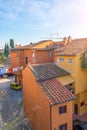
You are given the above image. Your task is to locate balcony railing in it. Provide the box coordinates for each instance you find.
[65,85,75,94]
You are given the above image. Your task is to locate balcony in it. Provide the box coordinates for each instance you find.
[65,84,75,94]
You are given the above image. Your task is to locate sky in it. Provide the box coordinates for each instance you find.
[0,0,87,48]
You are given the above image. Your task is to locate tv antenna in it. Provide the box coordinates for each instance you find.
[40,33,63,41]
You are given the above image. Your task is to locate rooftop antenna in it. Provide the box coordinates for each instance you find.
[40,33,63,41]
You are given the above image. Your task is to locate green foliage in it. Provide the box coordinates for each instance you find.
[0,52,6,63]
[10,39,14,48]
[81,52,87,69]
[4,43,10,57]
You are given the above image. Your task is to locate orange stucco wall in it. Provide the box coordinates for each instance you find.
[10,51,20,68]
[10,49,53,67]
[51,101,73,130]
[22,67,73,130]
[24,49,53,64]
[22,67,51,130]
[10,40,55,69]
[35,50,53,64]
[10,49,53,84]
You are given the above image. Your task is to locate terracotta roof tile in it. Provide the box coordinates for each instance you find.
[38,79,75,105]
[22,40,53,48]
[32,63,69,81]
[55,38,87,56]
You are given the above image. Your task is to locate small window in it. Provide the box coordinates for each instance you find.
[59,58,64,62]
[59,123,67,130]
[32,52,35,58]
[69,58,72,64]
[74,104,78,114]
[59,106,66,114]
[25,57,28,64]
[80,101,84,107]
[49,52,52,58]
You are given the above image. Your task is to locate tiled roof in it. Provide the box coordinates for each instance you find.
[22,40,53,48]
[38,79,75,105]
[55,38,87,56]
[10,40,53,51]
[32,63,69,81]
[28,63,75,105]
[47,42,64,49]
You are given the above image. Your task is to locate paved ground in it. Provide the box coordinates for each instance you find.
[0,76,33,130]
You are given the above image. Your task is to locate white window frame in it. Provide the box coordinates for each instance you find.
[69,58,72,64]
[32,52,35,58]
[59,58,64,62]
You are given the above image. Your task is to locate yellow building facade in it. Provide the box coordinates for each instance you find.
[54,38,87,115]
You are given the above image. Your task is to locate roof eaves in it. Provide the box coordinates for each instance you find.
[50,97,76,106]
[33,48,53,51]
[58,54,76,56]
[10,49,23,52]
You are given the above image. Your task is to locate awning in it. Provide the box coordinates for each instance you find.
[56,75,74,85]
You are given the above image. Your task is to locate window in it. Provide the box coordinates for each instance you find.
[59,123,67,130]
[59,106,66,114]
[25,57,28,64]
[32,52,35,58]
[69,58,72,64]
[59,58,64,62]
[49,52,52,58]
[74,104,78,114]
[80,101,84,107]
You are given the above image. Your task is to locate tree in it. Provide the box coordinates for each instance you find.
[4,43,10,57]
[6,43,10,56]
[4,43,7,56]
[0,52,6,63]
[10,39,14,48]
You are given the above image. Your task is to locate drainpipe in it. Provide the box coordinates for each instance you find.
[50,105,52,130]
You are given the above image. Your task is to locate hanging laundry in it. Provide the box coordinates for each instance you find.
[20,66,23,70]
[4,68,8,73]
[8,67,13,73]
[13,67,17,72]
[0,68,5,76]
[17,67,21,71]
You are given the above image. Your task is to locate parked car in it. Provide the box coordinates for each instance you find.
[10,82,22,90]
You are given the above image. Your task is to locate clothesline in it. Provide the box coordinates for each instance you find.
[0,66,23,76]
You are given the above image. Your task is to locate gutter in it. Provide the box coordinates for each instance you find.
[50,97,76,107]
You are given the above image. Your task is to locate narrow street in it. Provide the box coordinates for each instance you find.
[0,76,33,130]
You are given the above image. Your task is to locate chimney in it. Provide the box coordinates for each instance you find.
[15,44,21,48]
[68,36,72,43]
[63,37,68,45]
